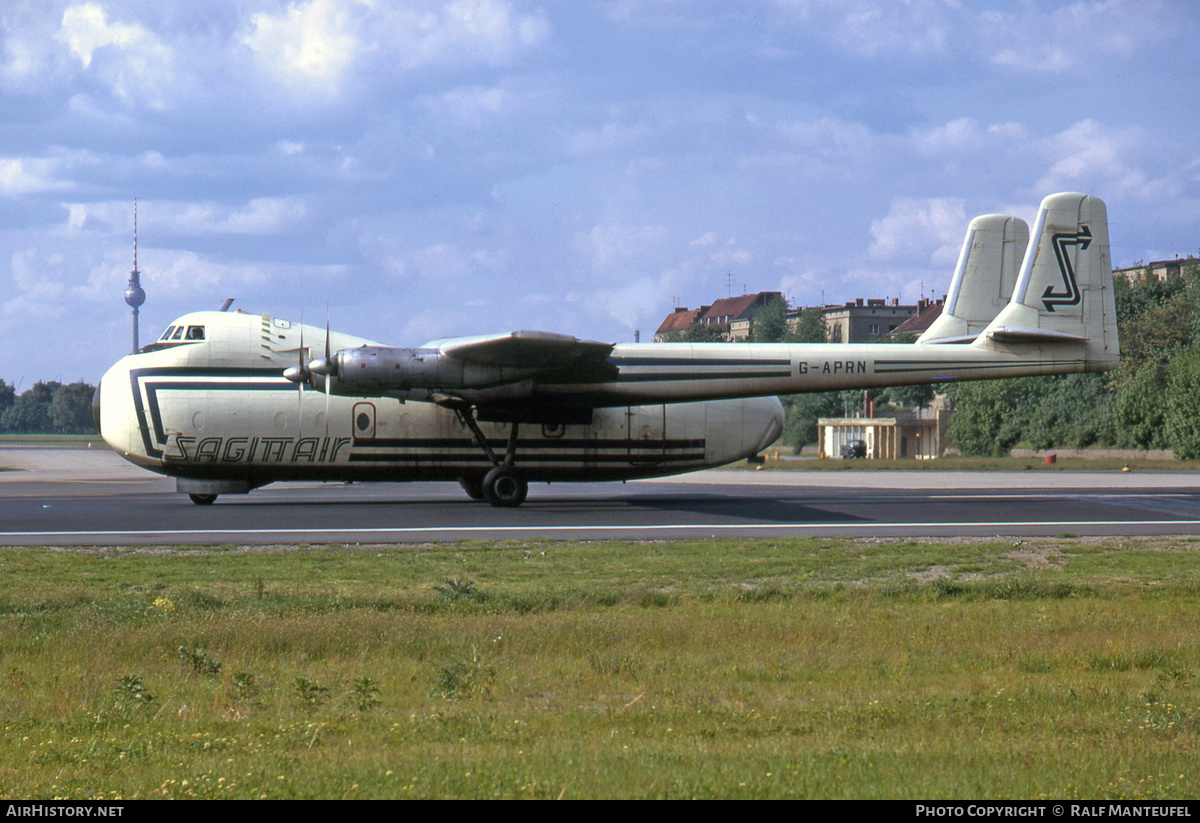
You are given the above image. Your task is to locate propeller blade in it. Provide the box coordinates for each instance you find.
[324,305,331,435]
[297,311,305,428]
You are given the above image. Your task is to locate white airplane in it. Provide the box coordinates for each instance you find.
[95,192,1118,506]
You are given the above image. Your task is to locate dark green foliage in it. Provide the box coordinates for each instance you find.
[1164,346,1200,459]
[949,373,1117,456]
[947,379,1037,456]
[876,382,934,411]
[779,392,842,451]
[1114,361,1168,449]
[49,382,97,433]
[750,295,789,342]
[0,380,98,434]
[788,306,828,343]
[1,392,53,433]
[0,379,14,415]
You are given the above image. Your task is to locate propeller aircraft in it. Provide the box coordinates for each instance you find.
[95,192,1119,506]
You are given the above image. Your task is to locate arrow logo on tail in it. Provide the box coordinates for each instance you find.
[1042,225,1091,312]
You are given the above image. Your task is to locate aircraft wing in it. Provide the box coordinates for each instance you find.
[426,330,617,372]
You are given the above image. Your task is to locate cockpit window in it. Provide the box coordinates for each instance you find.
[160,326,176,341]
[171,326,185,341]
[186,326,205,341]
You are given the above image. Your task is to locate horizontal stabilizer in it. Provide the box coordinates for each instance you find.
[985,326,1088,344]
[919,333,980,345]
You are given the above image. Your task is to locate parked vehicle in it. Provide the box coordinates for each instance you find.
[839,439,866,459]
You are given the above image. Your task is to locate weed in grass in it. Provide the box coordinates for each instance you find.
[294,675,330,707]
[349,676,381,711]
[177,645,222,676]
[231,671,261,703]
[181,588,226,611]
[112,674,154,710]
[7,666,27,690]
[435,577,484,602]
[627,586,672,608]
[432,653,495,700]
[734,585,791,604]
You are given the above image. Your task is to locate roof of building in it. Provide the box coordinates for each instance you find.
[890,298,944,335]
[654,306,705,336]
[698,292,782,324]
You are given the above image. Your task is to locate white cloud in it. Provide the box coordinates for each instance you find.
[771,0,959,58]
[57,3,175,107]
[61,198,309,238]
[224,198,309,235]
[387,0,551,67]
[575,223,667,274]
[986,0,1168,74]
[241,0,551,98]
[422,85,510,128]
[908,117,982,156]
[241,0,360,97]
[0,158,72,196]
[990,46,1072,73]
[1035,119,1173,200]
[60,4,144,69]
[869,197,967,266]
[565,120,652,157]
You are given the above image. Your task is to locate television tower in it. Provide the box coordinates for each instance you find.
[124,200,146,353]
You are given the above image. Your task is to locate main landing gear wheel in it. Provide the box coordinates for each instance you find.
[481,465,528,508]
[188,493,218,505]
[458,476,485,501]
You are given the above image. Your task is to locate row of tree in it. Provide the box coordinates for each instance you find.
[664,257,1200,458]
[0,380,98,434]
[947,256,1200,457]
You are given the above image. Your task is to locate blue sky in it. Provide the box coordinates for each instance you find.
[3,0,1199,383]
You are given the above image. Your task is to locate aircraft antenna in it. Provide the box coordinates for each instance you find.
[124,199,146,353]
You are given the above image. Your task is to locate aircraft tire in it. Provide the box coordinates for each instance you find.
[481,465,528,508]
[458,476,485,501]
[188,493,218,505]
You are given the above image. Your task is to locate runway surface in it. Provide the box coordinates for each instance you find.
[5,446,1200,545]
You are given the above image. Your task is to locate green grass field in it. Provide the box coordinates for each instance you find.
[2,537,1199,799]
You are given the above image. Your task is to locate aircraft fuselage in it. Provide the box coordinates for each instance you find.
[96,310,785,497]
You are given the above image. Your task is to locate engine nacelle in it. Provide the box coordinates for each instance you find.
[321,346,535,394]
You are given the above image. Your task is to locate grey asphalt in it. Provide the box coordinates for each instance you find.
[4,447,1200,545]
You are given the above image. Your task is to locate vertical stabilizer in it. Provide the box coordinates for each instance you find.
[973,192,1118,370]
[917,214,1028,344]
